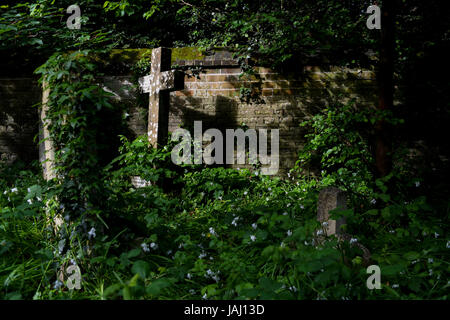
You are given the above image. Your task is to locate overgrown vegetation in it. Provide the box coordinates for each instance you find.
[0,0,449,300]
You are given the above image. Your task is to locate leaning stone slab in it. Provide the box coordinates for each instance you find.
[317,186,347,236]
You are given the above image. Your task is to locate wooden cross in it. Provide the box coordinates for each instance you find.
[138,47,184,147]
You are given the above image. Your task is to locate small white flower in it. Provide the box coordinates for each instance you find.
[446,241,450,249]
[250,235,256,242]
[231,217,239,227]
[87,227,96,239]
[198,252,207,259]
[212,275,220,282]
[287,172,291,178]
[283,212,288,216]
[350,238,358,244]
[27,199,33,205]
[70,259,77,265]
[218,196,222,200]
[27,187,31,193]
[243,191,248,196]
[370,199,377,205]
[268,187,272,191]
[186,273,192,279]
[287,203,291,207]
[53,280,63,289]
[429,269,433,276]
[251,223,257,230]
[287,230,292,236]
[37,196,42,201]
[316,230,324,236]
[389,230,395,234]
[280,242,285,248]
[141,243,150,252]
[166,250,173,255]
[428,258,434,264]
[289,286,297,292]
[300,204,304,209]
[322,221,329,227]
[434,232,439,238]
[392,284,399,289]
[254,171,259,176]
[150,242,158,250]
[415,181,420,187]
[202,293,207,300]
[11,187,18,193]
[209,227,217,236]
[3,190,7,195]
[189,289,195,295]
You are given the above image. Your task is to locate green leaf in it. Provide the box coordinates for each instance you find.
[131,260,150,279]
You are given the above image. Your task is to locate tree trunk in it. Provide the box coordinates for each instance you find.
[375,0,396,177]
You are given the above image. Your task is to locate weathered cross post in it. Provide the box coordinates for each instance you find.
[138,47,184,147]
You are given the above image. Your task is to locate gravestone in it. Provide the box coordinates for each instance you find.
[138,47,184,147]
[317,186,347,236]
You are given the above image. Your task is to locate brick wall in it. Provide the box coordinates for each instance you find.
[0,48,379,176]
[0,78,41,164]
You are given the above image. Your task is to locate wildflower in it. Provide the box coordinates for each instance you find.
[150,242,158,250]
[186,273,192,280]
[370,199,376,205]
[218,196,222,200]
[350,238,358,244]
[231,217,239,227]
[87,227,96,239]
[392,284,399,289]
[202,293,208,300]
[287,172,291,178]
[70,259,77,266]
[166,250,173,256]
[280,242,285,248]
[27,187,31,193]
[428,258,434,264]
[198,252,207,259]
[287,230,292,236]
[316,230,324,236]
[322,221,329,227]
[283,212,288,216]
[37,196,42,202]
[27,199,33,205]
[141,243,150,252]
[251,223,257,230]
[415,181,420,187]
[446,241,450,249]
[287,203,291,207]
[250,235,256,242]
[3,190,7,195]
[212,275,220,282]
[243,191,248,196]
[254,171,259,176]
[189,289,195,295]
[53,280,63,289]
[209,227,217,236]
[300,204,304,209]
[429,269,433,276]
[389,230,395,234]
[11,187,18,193]
[289,286,297,292]
[434,232,439,238]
